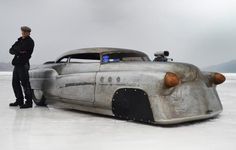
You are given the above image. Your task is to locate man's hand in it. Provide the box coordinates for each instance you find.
[9,41,20,55]
[19,51,27,54]
[9,47,20,55]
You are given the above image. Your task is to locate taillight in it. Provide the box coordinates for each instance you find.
[164,72,180,88]
[213,73,225,85]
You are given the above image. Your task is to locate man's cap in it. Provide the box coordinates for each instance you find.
[21,26,31,32]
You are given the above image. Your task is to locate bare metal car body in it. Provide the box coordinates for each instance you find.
[29,47,224,125]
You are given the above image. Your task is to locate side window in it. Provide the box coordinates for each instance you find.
[102,53,149,63]
[69,53,100,63]
[57,57,69,63]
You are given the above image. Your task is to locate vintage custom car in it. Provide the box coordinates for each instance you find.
[29,47,225,125]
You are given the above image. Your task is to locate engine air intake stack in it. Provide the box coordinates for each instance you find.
[153,51,173,62]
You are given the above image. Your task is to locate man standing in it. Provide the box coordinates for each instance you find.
[9,26,34,109]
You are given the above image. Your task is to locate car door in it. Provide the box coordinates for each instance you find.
[56,53,100,105]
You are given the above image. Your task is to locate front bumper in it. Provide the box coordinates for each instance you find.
[150,80,223,125]
[152,110,222,125]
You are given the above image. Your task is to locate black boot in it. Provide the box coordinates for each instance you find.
[9,101,23,107]
[20,101,32,109]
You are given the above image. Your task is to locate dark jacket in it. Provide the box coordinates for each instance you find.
[9,36,34,66]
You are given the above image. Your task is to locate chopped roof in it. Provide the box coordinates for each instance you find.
[57,47,148,59]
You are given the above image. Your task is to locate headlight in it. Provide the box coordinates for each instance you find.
[164,72,180,88]
[213,73,225,85]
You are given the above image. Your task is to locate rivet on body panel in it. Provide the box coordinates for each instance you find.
[100,77,104,82]
[108,77,112,82]
[116,77,120,82]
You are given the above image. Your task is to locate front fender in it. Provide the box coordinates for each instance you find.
[29,68,58,90]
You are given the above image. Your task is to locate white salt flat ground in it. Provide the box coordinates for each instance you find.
[0,72,236,150]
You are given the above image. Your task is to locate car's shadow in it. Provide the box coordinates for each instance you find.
[51,106,221,128]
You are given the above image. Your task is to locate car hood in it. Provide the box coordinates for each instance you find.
[100,61,201,82]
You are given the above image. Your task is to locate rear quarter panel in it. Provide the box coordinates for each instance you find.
[94,70,166,111]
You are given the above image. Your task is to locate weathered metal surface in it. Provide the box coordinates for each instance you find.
[29,47,223,125]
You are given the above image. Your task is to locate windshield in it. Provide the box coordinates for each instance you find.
[101,52,150,63]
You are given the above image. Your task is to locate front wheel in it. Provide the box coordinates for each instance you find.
[112,88,154,123]
[32,89,47,106]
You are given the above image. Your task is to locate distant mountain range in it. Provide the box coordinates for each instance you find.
[0,60,235,73]
[204,60,236,73]
[0,62,38,71]
[0,62,13,71]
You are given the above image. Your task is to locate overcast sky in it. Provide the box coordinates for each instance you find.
[0,0,235,67]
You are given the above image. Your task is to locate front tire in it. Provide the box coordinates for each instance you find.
[32,89,47,106]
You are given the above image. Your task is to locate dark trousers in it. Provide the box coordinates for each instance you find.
[12,64,32,104]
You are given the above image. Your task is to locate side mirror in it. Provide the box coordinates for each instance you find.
[44,61,55,64]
